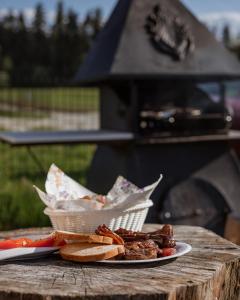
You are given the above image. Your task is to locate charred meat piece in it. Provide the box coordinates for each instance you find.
[115,228,134,235]
[149,224,173,237]
[96,224,124,245]
[149,224,175,248]
[115,224,176,248]
[123,239,161,260]
[115,228,150,241]
[150,234,176,248]
[125,239,157,250]
[124,248,157,260]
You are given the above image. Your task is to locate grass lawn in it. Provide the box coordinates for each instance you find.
[0,143,96,230]
[0,86,99,230]
[0,110,50,118]
[0,87,99,112]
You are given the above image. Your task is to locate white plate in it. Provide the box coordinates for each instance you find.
[0,247,59,262]
[99,242,192,264]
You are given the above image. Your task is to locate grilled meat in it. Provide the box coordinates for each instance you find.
[95,224,176,260]
[115,228,150,241]
[148,224,176,248]
[96,224,124,245]
[148,224,173,236]
[115,224,176,248]
[123,239,161,260]
[150,234,176,248]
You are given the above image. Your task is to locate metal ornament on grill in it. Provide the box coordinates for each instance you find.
[145,4,195,60]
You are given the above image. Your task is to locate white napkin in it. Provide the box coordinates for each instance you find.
[45,164,94,200]
[105,175,163,210]
[34,164,162,212]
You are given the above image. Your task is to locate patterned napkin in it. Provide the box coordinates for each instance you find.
[34,164,162,211]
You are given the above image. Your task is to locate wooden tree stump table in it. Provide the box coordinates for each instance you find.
[0,225,239,300]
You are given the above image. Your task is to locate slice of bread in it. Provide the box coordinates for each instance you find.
[60,243,125,262]
[54,230,113,245]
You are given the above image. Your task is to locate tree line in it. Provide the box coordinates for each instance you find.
[0,2,103,86]
[0,2,240,87]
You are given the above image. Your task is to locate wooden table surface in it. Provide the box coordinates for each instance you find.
[0,225,239,300]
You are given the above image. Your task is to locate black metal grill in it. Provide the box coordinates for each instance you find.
[75,0,240,234]
[138,81,232,136]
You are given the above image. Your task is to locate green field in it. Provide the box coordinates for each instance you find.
[0,87,99,230]
[0,143,96,230]
[0,87,99,112]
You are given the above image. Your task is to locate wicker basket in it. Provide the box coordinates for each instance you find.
[44,200,153,233]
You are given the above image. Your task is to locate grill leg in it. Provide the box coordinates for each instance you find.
[26,146,46,175]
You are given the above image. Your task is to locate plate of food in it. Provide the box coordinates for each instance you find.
[59,224,192,264]
[0,224,191,263]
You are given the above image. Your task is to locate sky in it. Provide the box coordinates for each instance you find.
[0,0,240,36]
